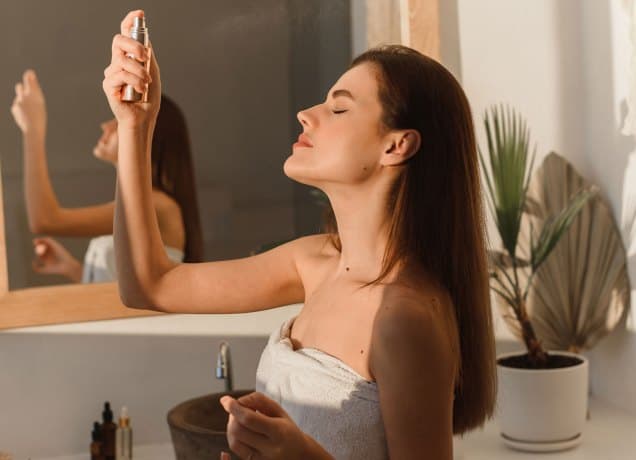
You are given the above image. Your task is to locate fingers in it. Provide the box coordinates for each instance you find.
[147,45,159,85]
[15,82,23,99]
[112,34,149,63]
[32,258,46,273]
[23,69,39,91]
[120,10,145,36]
[237,392,287,418]
[226,412,269,453]
[221,396,273,436]
[226,433,259,460]
[103,69,147,97]
[106,34,152,97]
[112,51,151,84]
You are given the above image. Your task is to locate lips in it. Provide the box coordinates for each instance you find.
[296,133,313,147]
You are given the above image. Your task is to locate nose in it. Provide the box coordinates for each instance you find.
[297,108,312,128]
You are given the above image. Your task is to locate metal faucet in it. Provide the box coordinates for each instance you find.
[216,341,233,392]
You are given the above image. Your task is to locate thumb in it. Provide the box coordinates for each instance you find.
[236,392,287,418]
[23,69,35,90]
[34,243,48,257]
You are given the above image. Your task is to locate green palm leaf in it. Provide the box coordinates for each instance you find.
[479,105,536,259]
[530,186,598,272]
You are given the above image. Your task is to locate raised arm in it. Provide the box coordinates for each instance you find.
[11,70,115,237]
[104,10,305,313]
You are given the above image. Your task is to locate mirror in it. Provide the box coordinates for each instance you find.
[0,0,351,328]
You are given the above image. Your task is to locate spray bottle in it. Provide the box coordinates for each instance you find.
[121,16,150,102]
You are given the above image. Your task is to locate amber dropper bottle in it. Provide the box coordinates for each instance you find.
[90,421,105,460]
[101,402,117,460]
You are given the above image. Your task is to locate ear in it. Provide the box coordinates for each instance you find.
[380,129,421,166]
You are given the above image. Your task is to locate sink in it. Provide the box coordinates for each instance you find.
[167,389,253,460]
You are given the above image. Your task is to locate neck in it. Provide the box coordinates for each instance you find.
[325,179,401,284]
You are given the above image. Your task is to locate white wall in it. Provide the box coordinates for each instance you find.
[457,0,636,413]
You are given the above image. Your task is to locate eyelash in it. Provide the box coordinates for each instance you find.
[332,110,347,114]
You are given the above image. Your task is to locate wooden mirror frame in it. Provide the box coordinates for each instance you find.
[0,0,440,330]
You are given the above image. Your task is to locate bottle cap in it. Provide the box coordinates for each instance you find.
[118,406,130,428]
[132,16,146,30]
[102,401,113,423]
[92,421,102,441]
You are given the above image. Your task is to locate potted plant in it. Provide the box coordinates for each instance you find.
[479,105,597,452]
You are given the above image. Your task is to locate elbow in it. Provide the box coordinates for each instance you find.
[28,217,51,234]
[118,290,156,310]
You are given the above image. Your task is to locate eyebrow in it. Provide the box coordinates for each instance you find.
[330,89,355,101]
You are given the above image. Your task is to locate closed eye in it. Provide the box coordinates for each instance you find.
[332,110,347,114]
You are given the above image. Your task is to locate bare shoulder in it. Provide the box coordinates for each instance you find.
[292,233,339,259]
[151,189,180,215]
[370,277,459,382]
[286,233,339,295]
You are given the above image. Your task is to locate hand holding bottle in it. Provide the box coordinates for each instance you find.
[11,69,47,139]
[102,10,160,129]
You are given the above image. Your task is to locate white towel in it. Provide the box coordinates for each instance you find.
[255,316,389,460]
[81,235,184,283]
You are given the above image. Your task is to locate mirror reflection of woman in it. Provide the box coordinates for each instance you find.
[10,71,203,282]
[105,10,496,460]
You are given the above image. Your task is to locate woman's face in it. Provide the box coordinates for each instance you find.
[283,62,390,188]
[93,118,118,165]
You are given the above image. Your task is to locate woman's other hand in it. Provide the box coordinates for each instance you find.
[11,69,47,139]
[32,237,82,282]
[220,392,325,460]
[102,10,161,129]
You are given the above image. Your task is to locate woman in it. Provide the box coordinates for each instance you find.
[10,70,203,282]
[104,10,496,459]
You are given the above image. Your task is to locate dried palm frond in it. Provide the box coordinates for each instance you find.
[517,152,630,352]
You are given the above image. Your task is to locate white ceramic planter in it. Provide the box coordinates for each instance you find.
[496,350,589,452]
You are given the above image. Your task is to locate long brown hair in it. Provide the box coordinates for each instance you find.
[321,45,496,434]
[150,94,204,263]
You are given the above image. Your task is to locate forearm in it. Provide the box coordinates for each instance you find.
[114,122,173,307]
[22,132,62,232]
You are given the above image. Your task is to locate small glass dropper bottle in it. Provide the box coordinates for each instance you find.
[115,406,133,460]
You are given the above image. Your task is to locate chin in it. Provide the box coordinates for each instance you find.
[283,155,322,187]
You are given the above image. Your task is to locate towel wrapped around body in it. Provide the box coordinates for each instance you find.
[255,315,389,460]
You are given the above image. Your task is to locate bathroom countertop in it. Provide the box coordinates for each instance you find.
[6,303,303,336]
[35,443,176,460]
[453,395,636,459]
[34,396,634,460]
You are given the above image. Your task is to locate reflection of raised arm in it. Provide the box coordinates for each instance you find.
[11,69,114,237]
[105,11,305,313]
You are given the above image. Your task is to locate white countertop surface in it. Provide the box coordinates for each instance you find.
[454,396,636,459]
[5,303,304,336]
[30,396,635,460]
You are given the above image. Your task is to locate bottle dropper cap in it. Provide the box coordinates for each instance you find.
[102,401,113,423]
[92,421,102,441]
